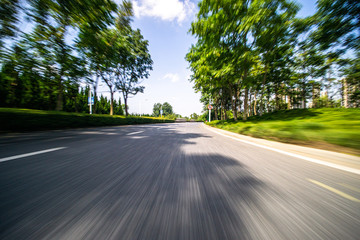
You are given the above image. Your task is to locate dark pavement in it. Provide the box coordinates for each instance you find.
[0,123,359,239]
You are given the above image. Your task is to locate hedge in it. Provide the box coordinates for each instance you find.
[0,108,175,132]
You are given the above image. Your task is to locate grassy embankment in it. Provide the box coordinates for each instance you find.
[207,108,360,155]
[0,108,174,132]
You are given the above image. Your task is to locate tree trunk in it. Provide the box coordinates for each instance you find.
[93,74,99,113]
[221,98,225,120]
[242,69,249,120]
[230,87,237,121]
[343,78,348,108]
[275,83,280,110]
[55,45,65,111]
[93,92,97,114]
[248,91,252,117]
[235,88,241,118]
[302,82,306,109]
[55,78,63,111]
[118,97,123,115]
[243,88,249,121]
[123,92,129,116]
[259,64,268,116]
[110,90,114,115]
[287,94,291,110]
[253,91,257,116]
[55,25,67,112]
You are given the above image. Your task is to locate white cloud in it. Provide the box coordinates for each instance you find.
[132,0,196,24]
[163,73,180,83]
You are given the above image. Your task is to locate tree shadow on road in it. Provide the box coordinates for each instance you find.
[0,124,265,240]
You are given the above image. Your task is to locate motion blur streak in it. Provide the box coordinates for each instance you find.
[0,123,359,239]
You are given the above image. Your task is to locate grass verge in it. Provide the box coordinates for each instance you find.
[0,108,174,132]
[207,108,360,155]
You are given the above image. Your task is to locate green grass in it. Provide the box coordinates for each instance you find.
[207,108,360,153]
[0,108,174,132]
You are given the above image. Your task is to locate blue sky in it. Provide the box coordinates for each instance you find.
[105,0,317,117]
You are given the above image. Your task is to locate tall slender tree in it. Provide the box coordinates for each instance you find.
[115,29,152,116]
[27,0,118,111]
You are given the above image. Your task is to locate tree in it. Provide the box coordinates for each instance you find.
[190,113,199,120]
[190,0,253,120]
[152,103,162,117]
[312,0,360,52]
[0,38,60,110]
[27,0,118,111]
[96,28,122,115]
[0,0,154,115]
[162,102,173,116]
[0,0,20,53]
[115,29,153,116]
[79,2,151,116]
[114,97,124,115]
[77,0,132,115]
[152,102,173,117]
[252,0,299,114]
[187,0,300,120]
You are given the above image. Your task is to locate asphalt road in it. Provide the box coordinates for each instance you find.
[0,123,359,240]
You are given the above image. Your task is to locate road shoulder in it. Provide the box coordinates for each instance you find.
[203,123,360,175]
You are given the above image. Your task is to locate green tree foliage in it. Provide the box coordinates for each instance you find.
[190,113,199,120]
[0,0,152,115]
[311,0,360,51]
[77,3,152,116]
[162,102,173,116]
[187,0,359,121]
[152,103,162,117]
[0,0,20,52]
[187,0,300,120]
[115,29,153,116]
[26,0,118,111]
[152,102,174,117]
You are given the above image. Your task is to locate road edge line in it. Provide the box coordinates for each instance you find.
[204,124,360,175]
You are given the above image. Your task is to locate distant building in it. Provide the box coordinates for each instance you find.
[342,78,359,108]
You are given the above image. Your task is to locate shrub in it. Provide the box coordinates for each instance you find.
[0,108,175,132]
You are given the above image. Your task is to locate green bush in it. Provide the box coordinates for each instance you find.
[0,108,174,132]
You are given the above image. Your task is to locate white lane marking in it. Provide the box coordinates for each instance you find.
[79,131,104,135]
[129,136,146,139]
[126,131,144,136]
[0,147,67,163]
[205,125,360,175]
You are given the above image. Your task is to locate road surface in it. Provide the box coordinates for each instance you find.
[0,123,359,240]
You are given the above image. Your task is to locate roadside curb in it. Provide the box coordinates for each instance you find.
[203,123,360,175]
